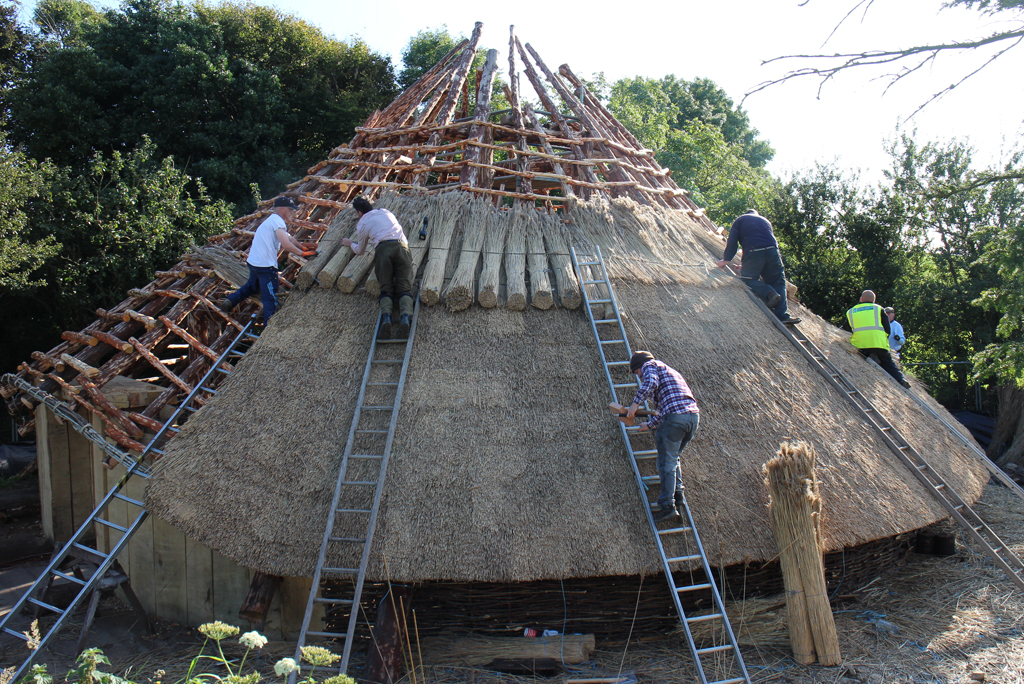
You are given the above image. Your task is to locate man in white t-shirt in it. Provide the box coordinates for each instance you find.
[342,197,414,339]
[220,196,313,323]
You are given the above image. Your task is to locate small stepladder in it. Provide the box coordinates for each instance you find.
[290,297,421,680]
[570,246,751,684]
[744,290,1024,593]
[0,315,262,682]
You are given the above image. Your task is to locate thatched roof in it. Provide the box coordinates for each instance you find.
[144,191,988,582]
[1,21,988,585]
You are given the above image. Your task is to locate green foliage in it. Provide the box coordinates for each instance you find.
[8,0,396,208]
[658,120,778,224]
[33,0,104,49]
[399,25,460,90]
[0,134,59,292]
[0,1,35,106]
[608,76,675,151]
[0,137,230,376]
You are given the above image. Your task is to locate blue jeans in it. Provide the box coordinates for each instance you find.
[740,247,789,319]
[654,412,700,509]
[226,264,280,322]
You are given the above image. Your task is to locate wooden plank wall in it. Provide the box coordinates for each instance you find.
[36,405,95,541]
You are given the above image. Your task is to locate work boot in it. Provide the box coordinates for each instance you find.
[653,505,680,524]
[781,317,801,325]
[395,313,411,340]
[378,313,392,340]
[767,291,782,309]
[674,490,684,509]
[900,379,912,389]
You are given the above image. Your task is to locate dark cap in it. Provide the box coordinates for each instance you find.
[629,350,655,373]
[273,196,300,210]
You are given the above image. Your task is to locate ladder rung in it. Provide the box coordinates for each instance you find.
[356,429,389,434]
[934,483,946,490]
[366,382,400,387]
[148,447,165,456]
[199,387,218,395]
[677,583,713,593]
[361,406,395,411]
[321,567,359,575]
[342,480,377,486]
[590,298,613,304]
[313,597,354,605]
[687,612,725,624]
[613,383,637,389]
[696,644,734,655]
[658,526,693,536]
[328,537,366,543]
[52,570,87,586]
[27,597,65,615]
[641,475,658,483]
[577,260,600,266]
[336,508,372,514]
[881,426,892,431]
[898,445,910,450]
[917,464,928,470]
[376,338,409,344]
[599,339,625,345]
[581,279,606,285]
[606,361,630,366]
[215,367,231,374]
[3,626,31,641]
[95,518,129,533]
[350,454,383,459]
[594,319,616,324]
[372,360,403,365]
[113,493,144,507]
[72,542,109,560]
[633,449,657,459]
[667,554,703,564]
[709,678,746,684]
[304,630,349,638]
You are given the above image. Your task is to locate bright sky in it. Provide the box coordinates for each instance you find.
[21,0,1024,185]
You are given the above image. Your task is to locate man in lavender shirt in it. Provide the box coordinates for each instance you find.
[342,197,414,339]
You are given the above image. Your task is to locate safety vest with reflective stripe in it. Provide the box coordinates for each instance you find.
[846,303,889,349]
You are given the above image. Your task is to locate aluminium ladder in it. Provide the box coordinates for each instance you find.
[571,246,751,684]
[0,315,261,682]
[290,298,420,679]
[744,290,1024,592]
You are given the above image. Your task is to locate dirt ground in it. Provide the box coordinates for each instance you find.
[2,481,1022,684]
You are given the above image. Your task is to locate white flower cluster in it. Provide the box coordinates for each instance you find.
[273,658,299,677]
[239,632,268,650]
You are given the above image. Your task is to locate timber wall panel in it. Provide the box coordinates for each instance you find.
[152,515,189,624]
[35,405,54,541]
[185,539,215,626]
[211,549,250,625]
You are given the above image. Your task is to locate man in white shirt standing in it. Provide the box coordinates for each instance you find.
[221,196,311,324]
[884,306,906,360]
[342,197,414,340]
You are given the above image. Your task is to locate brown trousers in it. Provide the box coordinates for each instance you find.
[374,240,414,315]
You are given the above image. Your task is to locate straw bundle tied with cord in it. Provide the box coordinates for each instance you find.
[764,441,841,666]
[421,191,468,305]
[478,206,509,308]
[444,197,488,311]
[526,210,553,310]
[186,243,249,288]
[504,202,528,310]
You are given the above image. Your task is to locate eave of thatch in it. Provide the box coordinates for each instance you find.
[144,212,987,582]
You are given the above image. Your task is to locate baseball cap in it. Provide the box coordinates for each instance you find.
[273,196,300,210]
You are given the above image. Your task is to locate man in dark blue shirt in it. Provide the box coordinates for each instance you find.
[717,209,799,325]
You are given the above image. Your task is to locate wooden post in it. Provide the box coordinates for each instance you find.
[764,441,842,666]
[458,49,499,188]
[362,585,412,684]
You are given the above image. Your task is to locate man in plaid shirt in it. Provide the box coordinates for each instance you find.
[626,351,700,523]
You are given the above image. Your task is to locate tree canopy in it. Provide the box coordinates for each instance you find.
[8,0,397,208]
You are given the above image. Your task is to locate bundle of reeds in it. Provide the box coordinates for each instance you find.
[318,238,357,289]
[540,212,581,309]
[443,198,489,311]
[296,207,358,291]
[420,192,467,305]
[420,633,595,666]
[186,244,249,287]
[526,211,553,310]
[504,203,528,311]
[764,441,841,666]
[337,250,375,294]
[478,208,509,308]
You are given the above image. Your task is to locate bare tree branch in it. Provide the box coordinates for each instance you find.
[743,24,1024,116]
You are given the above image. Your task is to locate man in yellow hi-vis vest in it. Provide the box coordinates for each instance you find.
[846,290,911,389]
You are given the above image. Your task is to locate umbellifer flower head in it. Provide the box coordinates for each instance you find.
[224,674,261,684]
[198,621,240,641]
[239,631,268,650]
[300,646,341,667]
[322,676,356,684]
[273,658,299,676]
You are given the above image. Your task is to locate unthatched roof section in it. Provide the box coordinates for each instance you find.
[144,195,987,582]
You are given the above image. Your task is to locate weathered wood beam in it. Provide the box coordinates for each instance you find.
[459,49,499,188]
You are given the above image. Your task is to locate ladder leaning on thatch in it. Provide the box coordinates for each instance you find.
[748,292,1024,593]
[571,245,752,684]
[290,297,422,679]
[0,316,262,684]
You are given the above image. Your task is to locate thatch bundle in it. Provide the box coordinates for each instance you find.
[419,633,595,666]
[296,207,358,290]
[504,203,528,311]
[526,212,553,310]
[478,208,509,308]
[421,192,468,305]
[540,212,581,309]
[186,244,250,288]
[443,198,488,311]
[764,441,840,666]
